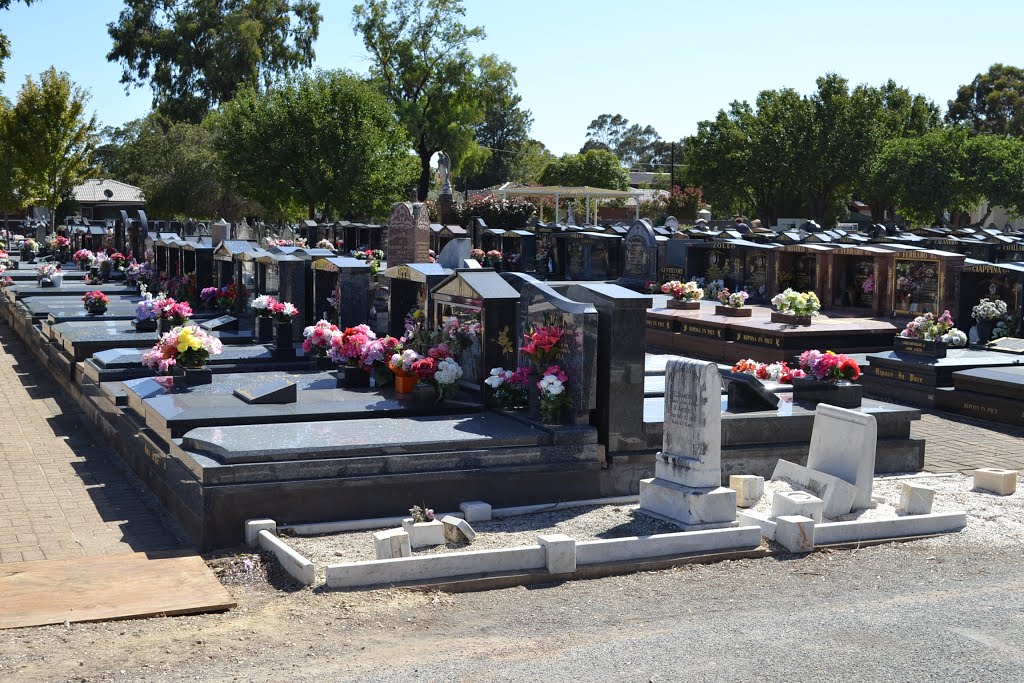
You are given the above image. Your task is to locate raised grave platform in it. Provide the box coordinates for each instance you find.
[50,319,254,362]
[81,344,309,386]
[646,305,897,364]
[860,348,1024,408]
[934,366,1024,425]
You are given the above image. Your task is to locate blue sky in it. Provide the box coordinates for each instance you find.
[3,0,1024,155]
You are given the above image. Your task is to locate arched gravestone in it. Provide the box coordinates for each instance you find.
[616,218,658,289]
[387,201,431,270]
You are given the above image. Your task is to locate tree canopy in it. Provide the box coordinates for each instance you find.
[217,70,414,221]
[582,113,681,171]
[107,0,322,123]
[538,149,630,190]
[10,68,98,228]
[947,63,1024,137]
[352,0,517,200]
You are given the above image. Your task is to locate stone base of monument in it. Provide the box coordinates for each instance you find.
[638,478,738,530]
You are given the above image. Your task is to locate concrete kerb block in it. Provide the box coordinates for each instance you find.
[373,528,412,559]
[245,518,277,548]
[772,491,824,523]
[899,482,936,515]
[257,530,315,586]
[973,468,1018,496]
[459,500,493,522]
[538,534,576,574]
[729,475,765,508]
[775,515,815,553]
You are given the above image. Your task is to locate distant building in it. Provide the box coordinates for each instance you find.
[72,179,145,222]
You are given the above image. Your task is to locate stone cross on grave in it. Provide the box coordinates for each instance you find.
[639,358,738,529]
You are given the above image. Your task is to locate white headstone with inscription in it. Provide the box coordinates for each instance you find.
[639,358,737,529]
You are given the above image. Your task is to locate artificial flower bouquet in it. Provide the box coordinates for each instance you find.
[971,298,1007,322]
[250,293,275,317]
[485,250,503,267]
[35,262,62,282]
[141,324,223,373]
[470,248,485,261]
[316,239,336,250]
[136,293,157,321]
[661,280,704,301]
[862,274,875,295]
[269,299,299,323]
[485,366,530,409]
[537,365,570,423]
[200,287,222,308]
[82,291,109,315]
[717,288,749,308]
[732,358,805,384]
[73,249,94,269]
[152,296,192,325]
[520,324,566,371]
[302,320,341,358]
[328,324,377,367]
[797,350,861,383]
[770,288,821,317]
[899,310,967,347]
[408,344,463,402]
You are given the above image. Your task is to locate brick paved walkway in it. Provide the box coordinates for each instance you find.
[0,322,183,564]
[915,410,1024,474]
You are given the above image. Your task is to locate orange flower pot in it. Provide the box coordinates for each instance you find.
[394,374,417,394]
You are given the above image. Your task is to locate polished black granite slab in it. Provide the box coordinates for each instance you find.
[953,365,1024,400]
[865,348,1024,386]
[52,319,255,361]
[124,371,482,441]
[81,344,313,384]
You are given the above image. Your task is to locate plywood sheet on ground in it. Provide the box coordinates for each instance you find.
[0,551,235,629]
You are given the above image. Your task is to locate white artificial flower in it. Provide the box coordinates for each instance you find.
[281,302,297,316]
[252,295,273,310]
[484,374,504,388]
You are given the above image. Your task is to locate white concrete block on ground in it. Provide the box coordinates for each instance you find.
[806,403,877,510]
[401,518,446,548]
[441,516,476,544]
[775,515,815,553]
[459,500,493,522]
[737,510,777,541]
[729,475,764,508]
[326,546,546,589]
[639,478,737,528]
[772,459,858,519]
[245,519,276,548]
[814,512,967,545]
[772,491,824,523]
[973,468,1018,496]
[538,534,576,574]
[258,530,315,586]
[575,526,762,565]
[373,528,412,559]
[899,482,936,515]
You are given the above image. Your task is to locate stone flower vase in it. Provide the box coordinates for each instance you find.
[526,371,541,419]
[401,518,445,548]
[173,365,212,388]
[336,363,370,389]
[272,321,293,350]
[976,320,995,345]
[667,299,700,310]
[255,316,275,342]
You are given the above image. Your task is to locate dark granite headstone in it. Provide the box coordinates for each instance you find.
[201,316,239,332]
[387,202,431,270]
[722,371,781,412]
[436,238,472,270]
[616,218,658,289]
[233,380,297,404]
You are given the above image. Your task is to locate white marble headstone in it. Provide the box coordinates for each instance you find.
[655,358,722,489]
[806,404,877,510]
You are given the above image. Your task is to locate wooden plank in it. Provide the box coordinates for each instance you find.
[0,551,235,630]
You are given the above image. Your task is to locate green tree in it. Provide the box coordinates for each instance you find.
[510,139,555,185]
[0,95,29,226]
[353,0,517,201]
[583,113,628,152]
[107,0,322,123]
[0,0,37,84]
[11,68,98,229]
[538,149,630,190]
[967,134,1024,221]
[218,70,414,221]
[947,63,1024,137]
[463,55,533,189]
[870,127,979,226]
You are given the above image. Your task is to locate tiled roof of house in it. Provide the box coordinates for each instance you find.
[72,179,144,204]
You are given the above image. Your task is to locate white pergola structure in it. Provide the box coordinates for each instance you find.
[498,185,642,224]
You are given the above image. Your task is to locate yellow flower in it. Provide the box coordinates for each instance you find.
[176,328,202,353]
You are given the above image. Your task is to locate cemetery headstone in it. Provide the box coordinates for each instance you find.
[616,218,658,290]
[805,404,877,510]
[639,358,737,528]
[387,201,431,270]
[436,238,472,270]
[722,371,780,412]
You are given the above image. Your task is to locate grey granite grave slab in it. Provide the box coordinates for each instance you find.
[182,412,544,464]
[123,371,482,441]
[233,379,297,404]
[952,365,1024,401]
[81,343,309,384]
[52,319,254,361]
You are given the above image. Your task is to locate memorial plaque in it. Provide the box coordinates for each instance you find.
[200,316,239,332]
[233,380,297,404]
[386,201,431,270]
[722,370,780,412]
[987,337,1024,354]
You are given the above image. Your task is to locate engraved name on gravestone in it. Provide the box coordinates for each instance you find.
[618,219,658,286]
[656,358,722,489]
